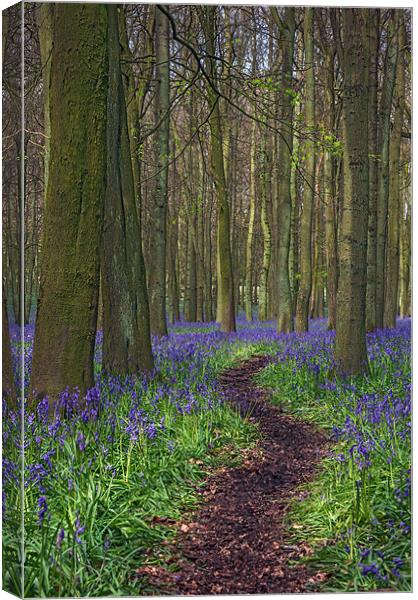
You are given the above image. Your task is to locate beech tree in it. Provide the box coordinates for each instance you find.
[149,5,170,336]
[101,5,154,375]
[334,8,370,375]
[30,4,108,400]
[295,7,315,333]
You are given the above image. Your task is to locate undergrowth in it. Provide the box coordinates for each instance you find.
[256,321,411,592]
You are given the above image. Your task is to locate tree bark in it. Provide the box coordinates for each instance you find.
[334,9,369,376]
[365,10,379,331]
[273,7,295,333]
[101,5,154,376]
[202,6,236,333]
[149,5,170,336]
[30,4,108,401]
[375,11,398,328]
[244,120,257,322]
[295,8,315,333]
[259,132,271,321]
[384,17,405,329]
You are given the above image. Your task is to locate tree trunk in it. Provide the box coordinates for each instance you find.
[101,5,154,376]
[149,5,170,336]
[30,4,108,401]
[273,7,295,333]
[244,120,257,322]
[295,7,315,333]
[259,132,271,321]
[365,10,379,331]
[322,51,338,330]
[203,7,236,333]
[36,2,53,196]
[184,223,197,322]
[334,9,369,376]
[399,199,411,318]
[375,11,398,328]
[384,18,405,329]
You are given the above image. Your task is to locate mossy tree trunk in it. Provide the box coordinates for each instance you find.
[36,2,53,197]
[334,9,369,376]
[30,4,108,401]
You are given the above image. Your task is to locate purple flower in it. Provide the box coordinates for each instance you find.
[38,496,48,524]
[56,528,65,549]
[74,515,85,544]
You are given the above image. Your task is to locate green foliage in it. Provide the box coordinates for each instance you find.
[319,128,343,157]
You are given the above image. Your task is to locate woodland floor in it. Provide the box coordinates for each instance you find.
[140,355,332,595]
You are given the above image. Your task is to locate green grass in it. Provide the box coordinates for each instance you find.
[4,341,262,598]
[256,334,411,592]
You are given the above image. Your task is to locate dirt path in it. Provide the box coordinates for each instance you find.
[147,355,330,594]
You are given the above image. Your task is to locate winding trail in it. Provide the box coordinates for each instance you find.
[149,355,331,594]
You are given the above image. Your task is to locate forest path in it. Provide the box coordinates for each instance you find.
[150,355,330,594]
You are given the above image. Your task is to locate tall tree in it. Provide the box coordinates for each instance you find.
[365,10,379,332]
[119,6,154,367]
[201,6,236,333]
[384,17,405,329]
[101,5,154,375]
[272,7,296,333]
[295,7,315,332]
[148,5,170,336]
[258,132,271,321]
[334,8,369,375]
[375,11,398,329]
[244,120,257,322]
[318,10,338,330]
[30,4,108,400]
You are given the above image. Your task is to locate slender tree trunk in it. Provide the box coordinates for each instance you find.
[102,5,154,376]
[259,132,271,321]
[376,12,398,328]
[399,199,411,317]
[322,52,338,330]
[204,188,214,321]
[203,7,236,333]
[384,18,405,329]
[295,8,315,333]
[167,207,180,323]
[273,7,295,333]
[149,5,170,336]
[184,223,197,322]
[30,4,108,401]
[244,120,257,322]
[334,9,369,376]
[365,11,379,331]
